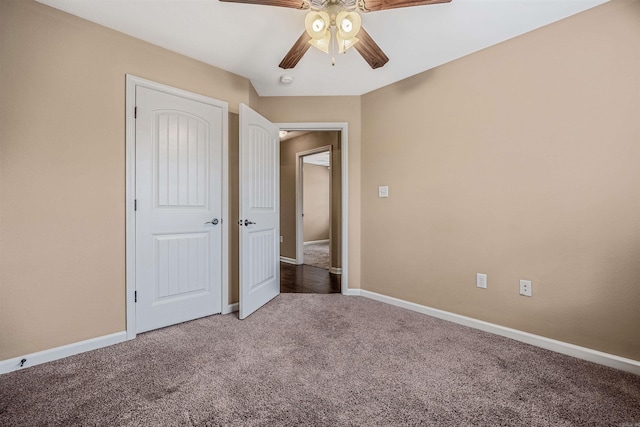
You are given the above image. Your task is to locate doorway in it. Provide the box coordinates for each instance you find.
[125,75,229,338]
[278,127,346,294]
[295,145,332,270]
[125,81,349,331]
[301,149,331,270]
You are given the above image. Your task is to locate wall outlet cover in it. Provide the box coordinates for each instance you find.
[520,279,532,297]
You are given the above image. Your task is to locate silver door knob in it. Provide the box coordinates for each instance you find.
[205,218,219,225]
[244,219,256,226]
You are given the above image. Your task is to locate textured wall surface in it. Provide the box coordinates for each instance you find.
[0,0,251,359]
[2,0,638,365]
[361,0,640,360]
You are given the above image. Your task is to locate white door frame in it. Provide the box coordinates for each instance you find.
[125,75,229,340]
[295,145,333,266]
[277,122,349,294]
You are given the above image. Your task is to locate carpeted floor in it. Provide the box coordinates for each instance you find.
[1,294,639,426]
[304,242,330,270]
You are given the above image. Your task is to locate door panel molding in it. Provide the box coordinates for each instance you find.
[125,75,229,340]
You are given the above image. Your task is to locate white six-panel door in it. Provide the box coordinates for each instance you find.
[135,86,225,333]
[239,104,280,319]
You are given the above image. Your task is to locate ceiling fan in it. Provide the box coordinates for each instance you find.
[220,0,452,69]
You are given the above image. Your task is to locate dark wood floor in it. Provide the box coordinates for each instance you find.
[280,262,341,293]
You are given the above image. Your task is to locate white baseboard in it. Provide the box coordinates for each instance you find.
[280,256,297,265]
[330,267,343,275]
[358,289,640,376]
[6,293,636,376]
[0,331,127,374]
[303,239,329,246]
[222,302,239,314]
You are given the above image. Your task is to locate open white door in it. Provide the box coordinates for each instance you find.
[239,104,280,319]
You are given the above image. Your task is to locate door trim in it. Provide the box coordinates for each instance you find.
[125,75,229,340]
[295,145,333,266]
[277,122,349,294]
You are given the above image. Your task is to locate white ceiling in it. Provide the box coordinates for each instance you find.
[280,130,309,141]
[37,0,608,97]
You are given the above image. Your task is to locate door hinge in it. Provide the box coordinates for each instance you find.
[134,106,137,119]
[134,199,137,211]
[135,291,137,303]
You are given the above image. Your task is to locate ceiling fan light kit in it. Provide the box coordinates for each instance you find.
[335,11,361,54]
[220,0,452,69]
[305,11,332,53]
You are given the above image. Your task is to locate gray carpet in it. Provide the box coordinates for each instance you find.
[304,242,330,270]
[1,294,639,426]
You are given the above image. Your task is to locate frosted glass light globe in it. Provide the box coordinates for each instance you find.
[312,18,325,32]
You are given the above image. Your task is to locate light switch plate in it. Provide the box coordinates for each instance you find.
[477,273,487,289]
[378,186,389,198]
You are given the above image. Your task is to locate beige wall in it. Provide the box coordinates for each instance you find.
[0,0,251,359]
[258,97,361,285]
[303,163,331,243]
[248,84,260,111]
[360,0,640,361]
[2,0,638,364]
[280,132,340,267]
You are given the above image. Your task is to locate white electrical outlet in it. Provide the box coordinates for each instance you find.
[378,186,389,198]
[520,280,532,297]
[280,236,283,243]
[476,273,487,289]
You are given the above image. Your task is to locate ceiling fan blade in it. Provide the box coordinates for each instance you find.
[354,27,389,69]
[359,0,450,12]
[219,0,308,9]
[279,31,313,69]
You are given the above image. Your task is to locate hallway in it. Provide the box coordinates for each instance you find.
[280,263,340,293]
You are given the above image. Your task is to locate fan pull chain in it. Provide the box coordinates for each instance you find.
[331,27,336,66]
